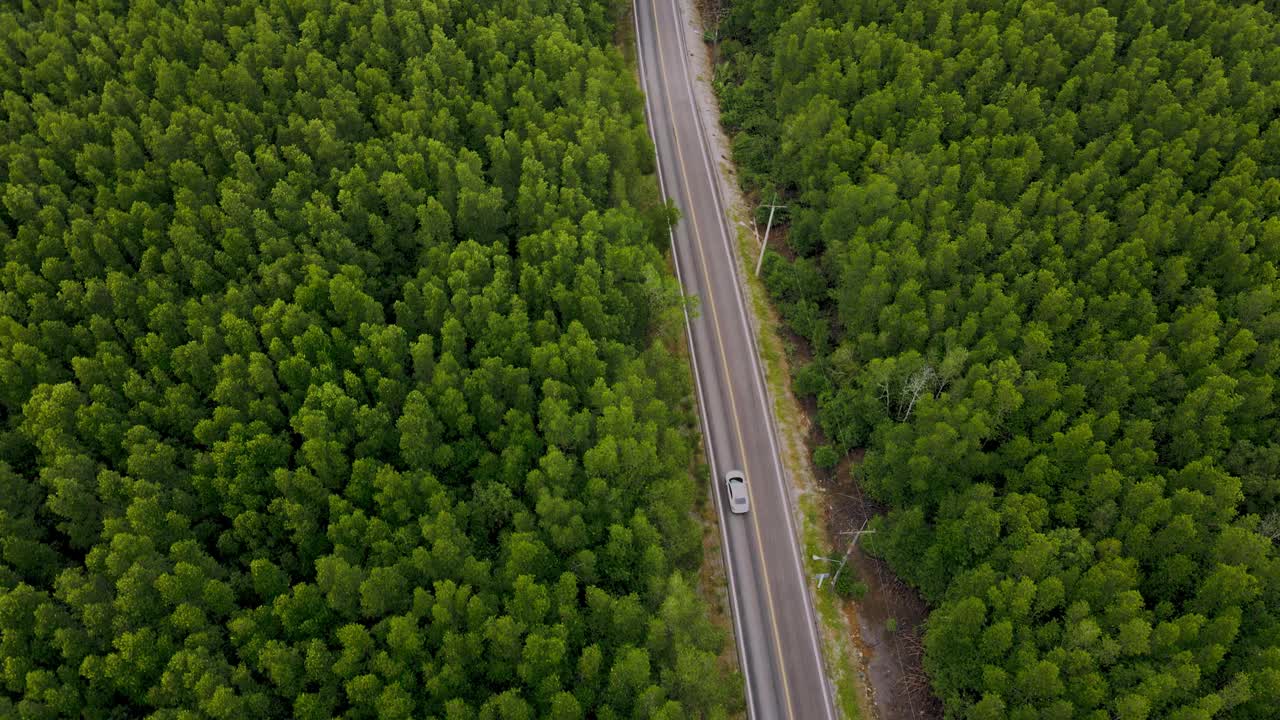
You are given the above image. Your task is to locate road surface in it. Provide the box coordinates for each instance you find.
[631,0,837,717]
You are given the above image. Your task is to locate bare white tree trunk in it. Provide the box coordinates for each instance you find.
[1262,511,1280,543]
[899,364,936,422]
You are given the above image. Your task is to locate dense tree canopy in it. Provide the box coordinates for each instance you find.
[718,0,1280,718]
[0,0,739,717]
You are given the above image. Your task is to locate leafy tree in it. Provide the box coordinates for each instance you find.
[0,0,736,716]
[718,0,1280,716]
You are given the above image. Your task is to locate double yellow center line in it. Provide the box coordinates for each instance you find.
[645,0,796,716]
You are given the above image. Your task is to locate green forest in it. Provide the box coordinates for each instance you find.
[717,0,1280,718]
[0,0,740,717]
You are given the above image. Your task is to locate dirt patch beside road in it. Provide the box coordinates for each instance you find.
[822,459,940,720]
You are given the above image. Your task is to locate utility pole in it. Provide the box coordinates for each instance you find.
[753,193,786,276]
[831,518,875,588]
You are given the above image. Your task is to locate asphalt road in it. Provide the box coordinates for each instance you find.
[631,1,837,718]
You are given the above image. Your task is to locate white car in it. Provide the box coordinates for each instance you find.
[724,470,749,514]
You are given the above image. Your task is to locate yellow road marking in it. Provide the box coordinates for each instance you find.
[645,1,796,716]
